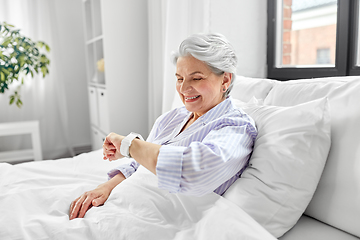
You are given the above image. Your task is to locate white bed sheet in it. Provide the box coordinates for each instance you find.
[0,150,276,240]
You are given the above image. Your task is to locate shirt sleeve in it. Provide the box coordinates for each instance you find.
[156,122,256,196]
[107,160,140,180]
[107,110,169,180]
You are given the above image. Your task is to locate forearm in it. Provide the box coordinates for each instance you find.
[129,139,161,175]
[101,172,126,191]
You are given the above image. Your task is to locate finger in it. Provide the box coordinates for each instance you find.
[103,135,116,146]
[103,147,116,159]
[103,146,116,157]
[69,197,80,217]
[105,134,122,152]
[103,142,113,151]
[107,144,116,150]
[107,155,119,161]
[78,194,94,218]
[92,194,107,207]
[70,195,85,220]
[103,155,114,160]
[103,143,116,151]
[104,151,115,158]
[103,148,116,155]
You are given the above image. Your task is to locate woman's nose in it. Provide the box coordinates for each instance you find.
[180,79,192,93]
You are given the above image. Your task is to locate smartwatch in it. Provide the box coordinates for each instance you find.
[120,132,144,158]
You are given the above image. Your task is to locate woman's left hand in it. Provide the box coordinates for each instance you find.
[103,132,124,161]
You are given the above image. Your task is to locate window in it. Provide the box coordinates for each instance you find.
[268,0,360,80]
[316,48,331,64]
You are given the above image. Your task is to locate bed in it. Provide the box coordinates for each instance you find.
[3,75,359,240]
[0,150,276,239]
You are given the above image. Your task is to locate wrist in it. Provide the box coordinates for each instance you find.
[102,172,125,191]
[120,132,144,158]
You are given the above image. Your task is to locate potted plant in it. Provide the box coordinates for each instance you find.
[0,21,50,107]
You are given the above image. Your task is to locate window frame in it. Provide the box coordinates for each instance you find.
[349,0,360,75]
[267,0,359,80]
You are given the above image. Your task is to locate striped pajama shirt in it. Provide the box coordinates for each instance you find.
[108,97,257,196]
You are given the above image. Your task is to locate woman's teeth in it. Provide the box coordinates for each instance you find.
[185,95,200,100]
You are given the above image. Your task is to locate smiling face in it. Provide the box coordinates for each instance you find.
[175,55,231,119]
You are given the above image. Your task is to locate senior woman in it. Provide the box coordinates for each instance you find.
[69,33,257,220]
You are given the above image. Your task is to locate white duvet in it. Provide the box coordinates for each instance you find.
[0,150,275,240]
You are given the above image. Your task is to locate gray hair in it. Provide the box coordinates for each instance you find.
[172,33,238,98]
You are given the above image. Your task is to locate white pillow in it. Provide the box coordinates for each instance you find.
[223,97,331,238]
[264,78,360,237]
[231,76,275,103]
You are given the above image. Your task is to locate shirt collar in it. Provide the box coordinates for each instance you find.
[193,96,234,125]
[165,97,235,144]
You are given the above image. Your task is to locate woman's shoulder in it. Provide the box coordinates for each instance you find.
[154,106,188,126]
[217,98,257,129]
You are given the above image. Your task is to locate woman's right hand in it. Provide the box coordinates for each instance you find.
[103,132,125,161]
[69,183,111,220]
[69,173,126,220]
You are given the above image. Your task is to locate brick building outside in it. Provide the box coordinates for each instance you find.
[282,0,337,66]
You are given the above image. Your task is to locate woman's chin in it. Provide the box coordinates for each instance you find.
[183,104,195,112]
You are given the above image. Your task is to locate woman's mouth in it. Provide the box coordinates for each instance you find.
[185,95,200,101]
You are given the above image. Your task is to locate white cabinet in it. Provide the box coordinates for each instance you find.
[91,126,106,150]
[97,88,110,133]
[82,0,108,150]
[88,86,109,135]
[82,0,104,85]
[88,86,99,127]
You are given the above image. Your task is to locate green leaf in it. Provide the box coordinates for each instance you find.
[41,66,47,77]
[9,95,15,105]
[37,41,44,48]
[16,98,23,108]
[2,37,12,46]
[2,68,10,75]
[18,55,25,67]
[5,22,15,28]
[45,44,50,52]
[0,21,51,106]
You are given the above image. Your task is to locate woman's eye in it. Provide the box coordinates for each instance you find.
[193,78,202,81]
[177,78,183,81]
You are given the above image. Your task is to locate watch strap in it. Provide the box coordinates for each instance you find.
[120,132,144,158]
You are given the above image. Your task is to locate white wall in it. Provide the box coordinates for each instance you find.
[210,0,267,78]
[53,0,91,150]
[101,0,149,138]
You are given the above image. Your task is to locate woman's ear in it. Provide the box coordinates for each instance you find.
[222,72,232,90]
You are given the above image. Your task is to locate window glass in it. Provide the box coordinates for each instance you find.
[277,0,338,68]
[316,48,331,64]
